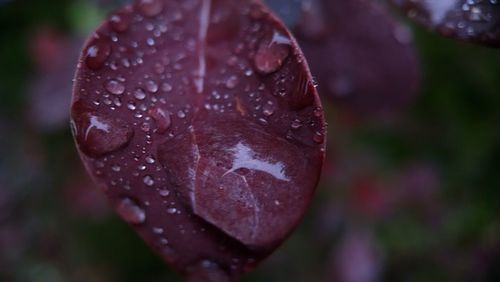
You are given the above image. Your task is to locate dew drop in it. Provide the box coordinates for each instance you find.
[105,80,125,95]
[153,227,164,234]
[167,207,177,214]
[85,39,111,70]
[262,101,275,116]
[134,88,147,100]
[159,189,170,197]
[149,106,172,133]
[313,131,324,144]
[254,31,291,74]
[225,75,239,89]
[291,119,302,129]
[161,82,173,92]
[76,114,133,157]
[116,198,146,225]
[108,11,130,33]
[135,0,164,17]
[143,175,155,186]
[145,80,159,93]
[177,110,186,119]
[145,156,155,164]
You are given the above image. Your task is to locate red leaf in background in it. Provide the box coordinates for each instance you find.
[390,0,500,48]
[266,0,421,119]
[71,0,326,280]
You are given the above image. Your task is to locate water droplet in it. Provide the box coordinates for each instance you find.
[159,189,170,197]
[167,207,177,214]
[153,227,164,234]
[134,88,147,100]
[116,198,146,224]
[76,114,133,157]
[177,110,186,119]
[313,131,324,144]
[105,80,125,95]
[313,107,322,118]
[149,106,171,133]
[291,119,302,129]
[161,82,173,92]
[145,80,159,93]
[254,31,291,74]
[135,0,164,17]
[85,39,111,70]
[108,11,130,33]
[145,156,155,164]
[225,75,239,89]
[112,165,121,172]
[262,101,275,116]
[143,175,155,186]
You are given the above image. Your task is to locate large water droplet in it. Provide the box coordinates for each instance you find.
[85,39,111,70]
[76,114,134,157]
[116,198,146,224]
[105,79,125,95]
[135,0,164,17]
[108,11,130,33]
[254,31,291,74]
[149,106,172,133]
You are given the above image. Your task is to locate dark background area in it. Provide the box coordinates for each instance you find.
[0,0,499,281]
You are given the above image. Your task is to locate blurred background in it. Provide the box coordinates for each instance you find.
[0,0,499,281]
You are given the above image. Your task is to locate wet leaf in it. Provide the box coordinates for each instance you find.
[71,0,325,279]
[390,0,500,47]
[302,0,421,118]
[267,0,421,118]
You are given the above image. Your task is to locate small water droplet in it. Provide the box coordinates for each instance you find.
[167,207,177,214]
[262,101,275,116]
[159,189,170,197]
[145,156,155,164]
[291,119,302,129]
[161,82,173,92]
[112,165,121,172]
[177,110,186,119]
[85,39,111,70]
[313,107,322,117]
[225,75,239,89]
[135,0,164,17]
[108,11,130,33]
[105,80,125,95]
[153,227,164,234]
[145,80,159,93]
[134,88,147,100]
[143,175,155,186]
[313,131,324,144]
[116,198,146,225]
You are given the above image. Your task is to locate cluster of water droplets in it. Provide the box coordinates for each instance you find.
[401,0,499,38]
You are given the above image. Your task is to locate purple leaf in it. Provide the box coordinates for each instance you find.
[390,0,500,47]
[267,0,421,118]
[71,0,326,279]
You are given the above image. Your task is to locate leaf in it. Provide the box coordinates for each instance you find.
[267,0,421,118]
[71,0,326,279]
[390,0,500,48]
